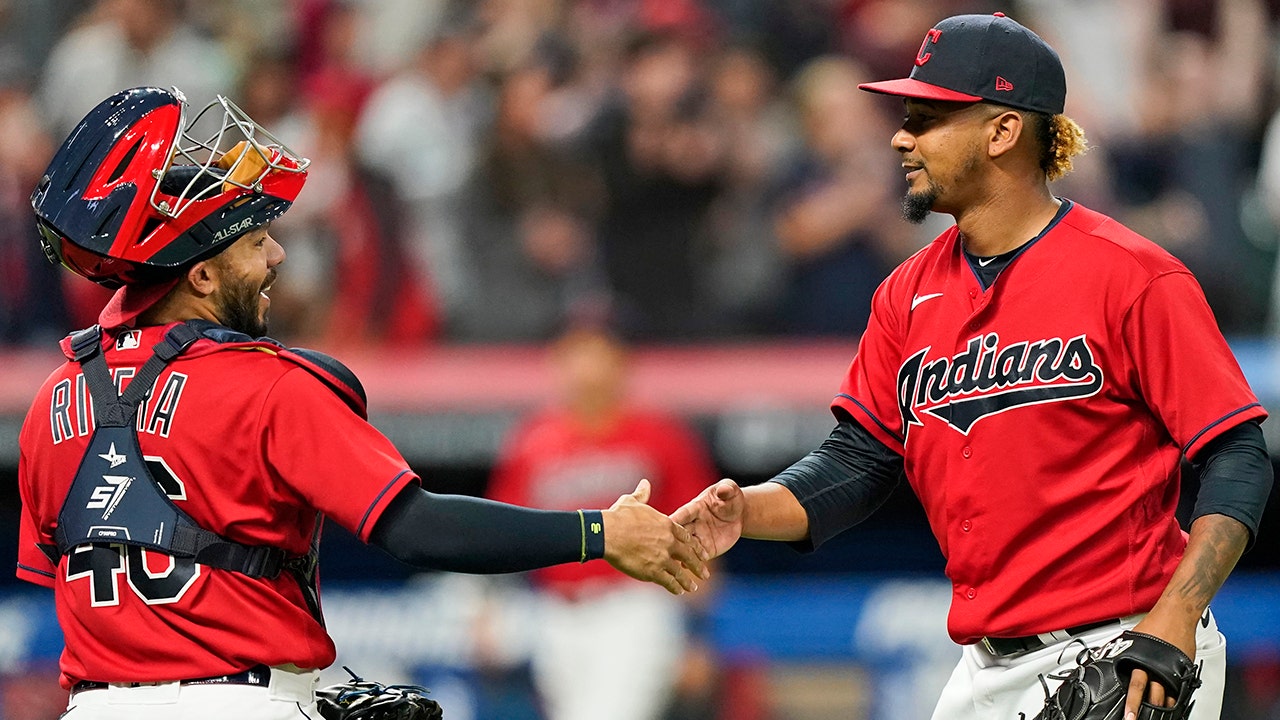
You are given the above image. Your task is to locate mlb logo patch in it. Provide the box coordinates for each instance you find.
[116,330,142,351]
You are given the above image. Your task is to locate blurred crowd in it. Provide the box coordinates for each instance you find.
[3,0,1280,348]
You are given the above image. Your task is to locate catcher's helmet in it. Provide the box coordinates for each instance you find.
[31,86,308,288]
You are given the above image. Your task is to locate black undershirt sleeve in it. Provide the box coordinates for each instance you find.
[769,408,906,552]
[1189,420,1273,544]
[365,418,1267,571]
[368,487,599,573]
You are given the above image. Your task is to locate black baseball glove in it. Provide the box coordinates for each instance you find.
[316,667,444,720]
[1025,630,1201,720]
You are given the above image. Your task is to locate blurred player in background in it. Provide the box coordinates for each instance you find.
[489,312,719,720]
[17,86,707,720]
[674,12,1272,720]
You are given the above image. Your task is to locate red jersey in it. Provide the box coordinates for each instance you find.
[832,201,1266,644]
[17,323,418,688]
[489,406,717,598]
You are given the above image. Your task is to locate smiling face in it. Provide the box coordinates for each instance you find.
[893,99,1001,223]
[204,224,285,337]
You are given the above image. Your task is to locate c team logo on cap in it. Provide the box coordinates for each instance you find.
[915,28,942,66]
[861,14,1068,115]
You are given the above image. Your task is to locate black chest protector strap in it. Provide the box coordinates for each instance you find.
[45,323,302,582]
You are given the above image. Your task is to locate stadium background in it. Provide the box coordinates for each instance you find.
[3,0,1280,718]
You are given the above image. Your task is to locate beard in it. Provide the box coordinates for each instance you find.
[902,146,984,224]
[902,180,941,224]
[214,269,275,337]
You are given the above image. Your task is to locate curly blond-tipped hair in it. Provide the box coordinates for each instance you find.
[1034,113,1088,181]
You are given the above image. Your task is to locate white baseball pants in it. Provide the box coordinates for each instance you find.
[63,665,320,719]
[931,611,1226,720]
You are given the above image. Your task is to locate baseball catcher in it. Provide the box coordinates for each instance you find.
[19,84,707,720]
[1026,631,1202,720]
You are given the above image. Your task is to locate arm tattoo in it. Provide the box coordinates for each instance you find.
[1171,515,1249,610]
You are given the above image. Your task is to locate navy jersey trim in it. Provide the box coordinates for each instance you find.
[964,198,1074,289]
[1183,403,1264,457]
[836,393,904,444]
[357,469,414,538]
[17,562,55,579]
[183,319,368,418]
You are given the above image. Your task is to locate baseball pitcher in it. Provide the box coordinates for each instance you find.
[674,13,1273,720]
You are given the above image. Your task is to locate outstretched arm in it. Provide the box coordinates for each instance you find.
[671,479,810,559]
[369,480,708,595]
[673,413,904,559]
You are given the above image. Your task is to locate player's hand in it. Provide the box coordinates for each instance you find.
[602,480,710,596]
[670,479,746,560]
[1123,614,1197,718]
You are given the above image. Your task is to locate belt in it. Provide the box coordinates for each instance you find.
[980,619,1121,658]
[72,663,273,695]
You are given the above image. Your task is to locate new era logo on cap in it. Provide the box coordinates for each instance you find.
[858,12,1066,115]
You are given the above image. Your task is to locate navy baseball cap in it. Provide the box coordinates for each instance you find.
[859,12,1066,115]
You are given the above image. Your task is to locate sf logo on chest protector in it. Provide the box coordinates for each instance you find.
[897,332,1104,436]
[86,443,132,518]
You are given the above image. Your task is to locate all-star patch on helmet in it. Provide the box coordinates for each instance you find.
[31,86,309,288]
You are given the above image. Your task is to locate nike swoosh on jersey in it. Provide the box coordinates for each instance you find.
[977,257,995,266]
[911,293,944,310]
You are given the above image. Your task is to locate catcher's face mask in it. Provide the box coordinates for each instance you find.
[32,85,309,288]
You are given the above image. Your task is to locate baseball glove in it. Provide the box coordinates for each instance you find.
[316,667,443,720]
[1025,630,1201,720]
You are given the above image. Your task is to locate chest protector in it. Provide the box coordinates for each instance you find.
[43,321,367,623]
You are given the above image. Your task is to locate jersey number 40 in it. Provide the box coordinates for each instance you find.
[64,456,199,607]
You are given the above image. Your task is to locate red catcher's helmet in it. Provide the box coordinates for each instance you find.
[30,86,309,288]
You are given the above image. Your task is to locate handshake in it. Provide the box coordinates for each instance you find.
[601,478,750,596]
